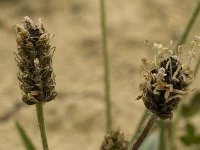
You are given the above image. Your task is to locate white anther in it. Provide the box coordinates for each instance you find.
[157,67,167,79]
[34,58,40,66]
[153,43,163,49]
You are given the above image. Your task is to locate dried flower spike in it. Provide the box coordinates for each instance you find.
[137,38,200,119]
[14,16,57,105]
[100,130,128,150]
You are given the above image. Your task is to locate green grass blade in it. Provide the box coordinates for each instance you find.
[15,121,36,150]
[177,0,200,46]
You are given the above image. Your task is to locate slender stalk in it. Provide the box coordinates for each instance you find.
[158,120,166,150]
[128,113,157,150]
[99,0,112,132]
[129,110,150,149]
[36,102,49,150]
[132,110,148,139]
[168,122,175,150]
[177,0,200,46]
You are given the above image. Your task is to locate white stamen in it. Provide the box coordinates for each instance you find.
[157,67,167,80]
[153,43,163,49]
[34,58,40,66]
[168,50,173,57]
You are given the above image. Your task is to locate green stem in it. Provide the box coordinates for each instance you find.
[99,0,112,133]
[159,120,166,150]
[168,122,175,150]
[177,0,200,46]
[128,113,157,150]
[132,110,148,139]
[36,102,49,150]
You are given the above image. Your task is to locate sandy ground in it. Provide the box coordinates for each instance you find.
[0,0,200,149]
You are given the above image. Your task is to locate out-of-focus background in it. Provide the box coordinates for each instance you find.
[0,0,200,149]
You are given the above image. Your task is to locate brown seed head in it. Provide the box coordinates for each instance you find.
[100,130,128,150]
[14,16,57,105]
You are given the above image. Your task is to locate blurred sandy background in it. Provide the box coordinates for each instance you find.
[0,0,200,149]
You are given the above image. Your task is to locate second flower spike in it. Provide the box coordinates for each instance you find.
[136,39,200,119]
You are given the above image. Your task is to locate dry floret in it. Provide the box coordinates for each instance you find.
[137,38,200,119]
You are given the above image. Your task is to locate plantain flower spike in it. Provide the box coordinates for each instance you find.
[14,16,57,105]
[136,37,200,119]
[100,130,128,150]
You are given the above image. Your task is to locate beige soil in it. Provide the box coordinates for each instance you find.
[0,0,200,149]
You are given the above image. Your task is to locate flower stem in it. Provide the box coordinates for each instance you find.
[158,120,166,150]
[128,113,157,150]
[36,102,49,150]
[99,0,112,133]
[132,110,148,139]
[177,0,200,46]
[168,122,175,150]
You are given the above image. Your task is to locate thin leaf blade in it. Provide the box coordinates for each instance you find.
[15,121,36,150]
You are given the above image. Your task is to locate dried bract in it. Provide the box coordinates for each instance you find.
[100,130,128,150]
[14,16,57,105]
[137,38,200,119]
